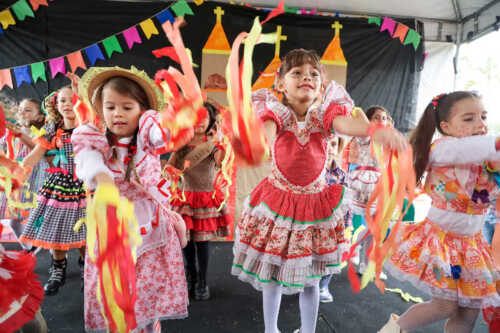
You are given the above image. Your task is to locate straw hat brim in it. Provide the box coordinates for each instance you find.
[79,66,164,119]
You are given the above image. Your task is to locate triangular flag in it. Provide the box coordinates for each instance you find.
[404,29,421,50]
[0,69,13,89]
[261,0,285,24]
[49,57,66,78]
[122,26,142,49]
[30,62,46,82]
[393,23,409,43]
[14,66,32,87]
[367,17,381,26]
[284,5,298,14]
[152,46,180,63]
[140,19,159,39]
[12,0,35,21]
[171,0,194,17]
[67,51,87,72]
[102,36,123,58]
[156,9,175,24]
[85,44,105,65]
[193,0,204,5]
[380,17,396,36]
[0,10,16,30]
[29,0,48,11]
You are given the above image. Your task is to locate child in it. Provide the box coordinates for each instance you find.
[319,135,351,303]
[346,106,390,279]
[380,92,500,332]
[71,67,189,332]
[19,87,87,296]
[0,98,48,219]
[169,102,230,301]
[231,49,408,333]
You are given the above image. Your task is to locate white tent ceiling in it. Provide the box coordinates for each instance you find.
[214,0,500,43]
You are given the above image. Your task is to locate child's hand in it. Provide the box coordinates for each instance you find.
[178,232,188,248]
[372,128,409,152]
[66,72,80,95]
[5,122,21,135]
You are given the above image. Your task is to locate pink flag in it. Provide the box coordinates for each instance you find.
[380,17,396,36]
[49,57,66,78]
[123,26,142,49]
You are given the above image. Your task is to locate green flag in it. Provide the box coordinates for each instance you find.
[12,0,34,21]
[102,36,123,58]
[171,0,194,17]
[367,17,381,26]
[404,29,421,50]
[30,62,46,82]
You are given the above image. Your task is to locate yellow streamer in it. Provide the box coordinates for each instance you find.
[386,288,424,303]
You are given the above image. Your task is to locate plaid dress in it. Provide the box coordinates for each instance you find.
[19,123,86,250]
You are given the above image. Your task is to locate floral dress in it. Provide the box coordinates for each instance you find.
[72,110,188,332]
[386,136,500,308]
[232,81,354,294]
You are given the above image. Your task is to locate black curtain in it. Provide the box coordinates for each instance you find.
[0,0,424,131]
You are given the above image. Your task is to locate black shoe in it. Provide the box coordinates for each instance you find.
[194,279,210,301]
[44,258,67,296]
[186,269,196,298]
[78,256,85,292]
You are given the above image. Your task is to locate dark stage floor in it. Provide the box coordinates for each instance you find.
[5,242,489,333]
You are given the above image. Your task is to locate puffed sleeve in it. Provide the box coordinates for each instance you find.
[71,124,113,190]
[137,110,171,155]
[429,136,500,167]
[251,88,291,132]
[319,81,355,131]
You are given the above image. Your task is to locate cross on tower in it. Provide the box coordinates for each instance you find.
[214,6,224,23]
[332,21,343,36]
[275,25,288,58]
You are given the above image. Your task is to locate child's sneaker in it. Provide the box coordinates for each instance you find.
[319,287,333,303]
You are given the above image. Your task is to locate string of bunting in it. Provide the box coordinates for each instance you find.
[0,0,52,34]
[368,16,421,50]
[0,0,195,91]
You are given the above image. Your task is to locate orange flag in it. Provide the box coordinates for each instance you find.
[0,69,13,89]
[29,0,48,11]
[393,24,409,43]
[67,51,87,72]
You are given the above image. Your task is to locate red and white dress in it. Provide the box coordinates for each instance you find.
[72,110,188,332]
[171,143,231,241]
[232,81,354,294]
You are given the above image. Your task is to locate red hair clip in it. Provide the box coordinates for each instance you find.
[431,93,447,110]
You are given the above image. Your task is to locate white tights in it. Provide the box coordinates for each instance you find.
[262,282,320,333]
[397,297,479,333]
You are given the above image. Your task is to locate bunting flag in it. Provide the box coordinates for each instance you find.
[13,66,31,87]
[193,0,204,5]
[156,8,175,24]
[152,46,180,62]
[30,62,46,82]
[171,0,193,17]
[85,44,105,66]
[392,23,409,43]
[139,19,159,39]
[0,26,3,34]
[380,17,396,36]
[122,26,142,49]
[29,0,48,11]
[284,5,298,14]
[404,28,421,50]
[102,36,123,58]
[368,16,381,26]
[49,57,66,78]
[0,69,13,89]
[0,9,16,30]
[261,0,285,24]
[67,51,87,72]
[11,0,34,21]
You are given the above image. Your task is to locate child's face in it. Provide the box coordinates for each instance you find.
[195,115,209,134]
[278,63,322,107]
[371,109,389,127]
[18,100,43,127]
[102,86,142,139]
[440,98,487,138]
[57,88,76,121]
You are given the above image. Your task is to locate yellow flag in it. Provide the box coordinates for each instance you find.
[0,9,16,30]
[139,19,159,40]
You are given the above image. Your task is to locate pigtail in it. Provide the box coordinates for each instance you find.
[44,92,62,125]
[410,103,438,184]
[124,129,139,183]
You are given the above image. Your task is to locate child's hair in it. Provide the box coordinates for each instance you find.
[94,76,150,182]
[277,49,323,105]
[204,102,218,134]
[365,105,389,121]
[44,86,72,125]
[410,91,481,183]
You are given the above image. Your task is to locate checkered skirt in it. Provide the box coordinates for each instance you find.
[20,130,86,250]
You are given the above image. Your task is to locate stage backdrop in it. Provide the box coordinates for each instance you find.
[0,0,425,239]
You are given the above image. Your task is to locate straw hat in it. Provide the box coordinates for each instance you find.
[78,66,165,120]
